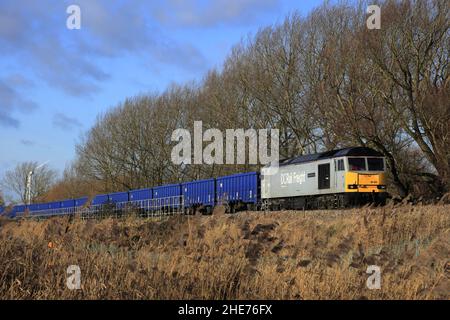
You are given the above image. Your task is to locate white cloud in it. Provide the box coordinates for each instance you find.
[153,0,280,27]
[52,113,83,131]
[0,0,208,98]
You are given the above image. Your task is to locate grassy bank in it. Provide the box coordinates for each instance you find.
[0,203,448,299]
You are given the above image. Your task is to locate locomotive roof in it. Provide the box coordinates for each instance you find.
[277,147,383,167]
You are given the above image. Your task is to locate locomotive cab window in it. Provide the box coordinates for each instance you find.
[368,158,384,171]
[348,158,366,171]
[336,159,345,171]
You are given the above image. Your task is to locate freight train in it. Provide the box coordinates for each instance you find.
[2,147,387,218]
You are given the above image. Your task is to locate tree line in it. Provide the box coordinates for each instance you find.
[2,0,449,203]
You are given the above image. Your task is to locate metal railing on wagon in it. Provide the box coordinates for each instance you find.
[11,195,184,220]
[79,195,185,220]
[14,206,82,219]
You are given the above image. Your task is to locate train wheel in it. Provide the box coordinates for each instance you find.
[261,200,270,212]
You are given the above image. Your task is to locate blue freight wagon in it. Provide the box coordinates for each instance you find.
[61,199,75,208]
[7,204,27,218]
[182,178,215,214]
[75,197,88,207]
[48,201,62,215]
[153,183,182,210]
[129,188,152,211]
[216,172,260,212]
[13,204,26,217]
[33,201,58,216]
[60,199,76,215]
[109,191,129,203]
[109,191,129,210]
[36,203,47,210]
[8,206,17,218]
[33,202,51,216]
[37,202,51,213]
[26,203,39,216]
[91,194,109,206]
[129,188,152,201]
[28,203,39,214]
[9,206,16,218]
[63,197,88,215]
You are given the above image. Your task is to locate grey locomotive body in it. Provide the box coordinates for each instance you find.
[261,147,387,210]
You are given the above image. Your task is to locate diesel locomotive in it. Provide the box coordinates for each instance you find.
[261,147,387,210]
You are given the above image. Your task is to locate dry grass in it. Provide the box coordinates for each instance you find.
[0,203,448,300]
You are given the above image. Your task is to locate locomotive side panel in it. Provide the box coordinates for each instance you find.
[262,159,346,199]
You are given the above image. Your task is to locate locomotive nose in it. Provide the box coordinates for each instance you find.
[345,172,386,192]
[358,174,381,185]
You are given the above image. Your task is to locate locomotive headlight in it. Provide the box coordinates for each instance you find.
[348,184,358,189]
[377,185,386,190]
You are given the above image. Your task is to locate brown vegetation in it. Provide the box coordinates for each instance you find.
[0,204,448,299]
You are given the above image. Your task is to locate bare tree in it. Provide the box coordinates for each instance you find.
[364,0,450,191]
[0,189,5,206]
[71,0,449,199]
[304,2,412,196]
[303,0,448,196]
[1,162,57,203]
[224,13,322,158]
[75,88,199,192]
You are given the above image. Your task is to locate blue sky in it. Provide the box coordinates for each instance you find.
[0,0,324,188]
